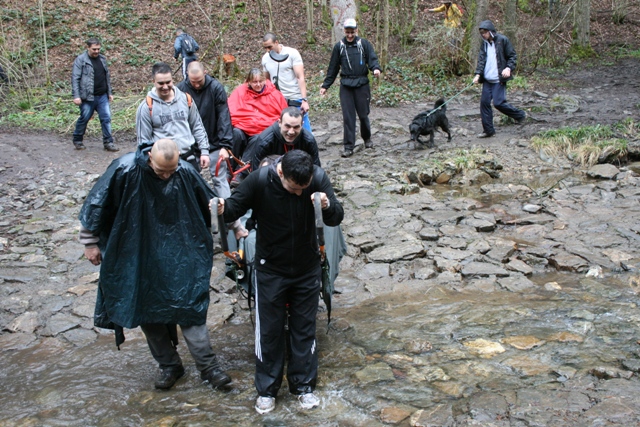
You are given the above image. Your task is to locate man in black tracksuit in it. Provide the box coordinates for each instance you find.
[247,106,321,176]
[217,150,343,414]
[472,20,526,138]
[320,18,381,158]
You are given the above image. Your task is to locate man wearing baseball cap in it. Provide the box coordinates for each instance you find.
[320,18,381,158]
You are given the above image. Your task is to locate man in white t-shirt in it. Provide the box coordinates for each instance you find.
[261,33,312,132]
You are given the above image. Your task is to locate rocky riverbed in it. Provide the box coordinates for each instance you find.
[1,58,640,426]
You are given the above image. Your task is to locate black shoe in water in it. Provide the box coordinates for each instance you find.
[154,366,185,390]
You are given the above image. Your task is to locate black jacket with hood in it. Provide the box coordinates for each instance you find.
[474,20,517,84]
[223,161,343,278]
[177,75,233,151]
[250,122,321,174]
[322,36,381,89]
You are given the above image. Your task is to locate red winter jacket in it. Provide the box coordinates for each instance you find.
[228,80,288,136]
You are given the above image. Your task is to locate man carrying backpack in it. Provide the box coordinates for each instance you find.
[320,19,381,158]
[174,28,200,81]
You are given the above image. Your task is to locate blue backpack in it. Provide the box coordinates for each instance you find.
[182,34,197,55]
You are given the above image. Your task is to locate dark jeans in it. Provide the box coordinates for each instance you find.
[480,82,525,134]
[140,323,221,374]
[73,94,113,145]
[339,83,371,150]
[254,267,321,397]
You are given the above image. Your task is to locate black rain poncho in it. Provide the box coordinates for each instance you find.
[79,149,216,330]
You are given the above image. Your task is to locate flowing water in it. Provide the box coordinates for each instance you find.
[2,269,640,426]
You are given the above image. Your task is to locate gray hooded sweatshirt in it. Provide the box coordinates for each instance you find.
[135,86,209,157]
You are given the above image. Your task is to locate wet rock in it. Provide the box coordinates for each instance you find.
[53,241,83,263]
[465,277,498,292]
[553,366,577,382]
[23,221,57,234]
[207,298,234,327]
[502,335,546,350]
[506,258,533,275]
[7,311,41,333]
[432,247,474,261]
[485,241,516,263]
[544,281,562,290]
[548,331,584,343]
[480,183,531,195]
[461,262,509,278]
[67,283,97,296]
[549,251,589,272]
[367,241,425,263]
[414,267,436,280]
[418,227,439,241]
[410,403,454,427]
[431,381,464,398]
[463,338,505,358]
[418,210,466,227]
[590,366,633,380]
[0,332,37,350]
[404,339,432,354]
[467,391,509,423]
[63,328,97,347]
[512,388,591,424]
[621,359,640,373]
[41,313,81,337]
[380,406,411,424]
[354,362,395,384]
[356,263,390,281]
[587,164,620,180]
[523,203,543,213]
[497,274,536,292]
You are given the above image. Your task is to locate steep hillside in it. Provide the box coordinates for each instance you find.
[1,0,639,95]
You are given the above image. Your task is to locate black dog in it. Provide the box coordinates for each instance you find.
[409,98,452,148]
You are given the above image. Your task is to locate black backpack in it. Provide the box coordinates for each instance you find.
[182,34,196,55]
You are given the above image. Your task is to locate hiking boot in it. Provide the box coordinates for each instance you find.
[154,366,185,390]
[298,392,320,410]
[515,112,527,124]
[104,143,120,152]
[201,367,232,389]
[364,139,373,149]
[341,149,354,158]
[255,396,276,414]
[477,132,495,138]
[74,142,86,150]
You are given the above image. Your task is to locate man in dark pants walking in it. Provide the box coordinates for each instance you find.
[79,138,231,391]
[71,37,118,151]
[215,150,343,414]
[472,20,526,138]
[320,19,381,158]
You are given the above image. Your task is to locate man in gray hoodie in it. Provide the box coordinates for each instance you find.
[136,62,210,171]
[472,20,526,138]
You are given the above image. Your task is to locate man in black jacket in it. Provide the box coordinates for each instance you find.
[215,150,343,414]
[320,19,381,157]
[248,107,320,176]
[177,61,247,238]
[472,20,526,138]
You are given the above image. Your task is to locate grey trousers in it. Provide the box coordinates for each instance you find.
[140,323,220,374]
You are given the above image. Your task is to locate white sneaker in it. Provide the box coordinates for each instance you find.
[298,392,320,410]
[255,396,275,414]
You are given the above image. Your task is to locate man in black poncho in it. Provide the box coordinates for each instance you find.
[78,138,231,391]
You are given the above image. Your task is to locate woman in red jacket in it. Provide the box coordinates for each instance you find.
[228,68,288,173]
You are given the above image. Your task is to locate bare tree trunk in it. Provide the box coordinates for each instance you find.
[266,0,275,32]
[574,0,590,47]
[37,0,50,86]
[469,0,488,73]
[504,0,518,48]
[329,0,357,43]
[306,0,315,44]
[382,0,389,67]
